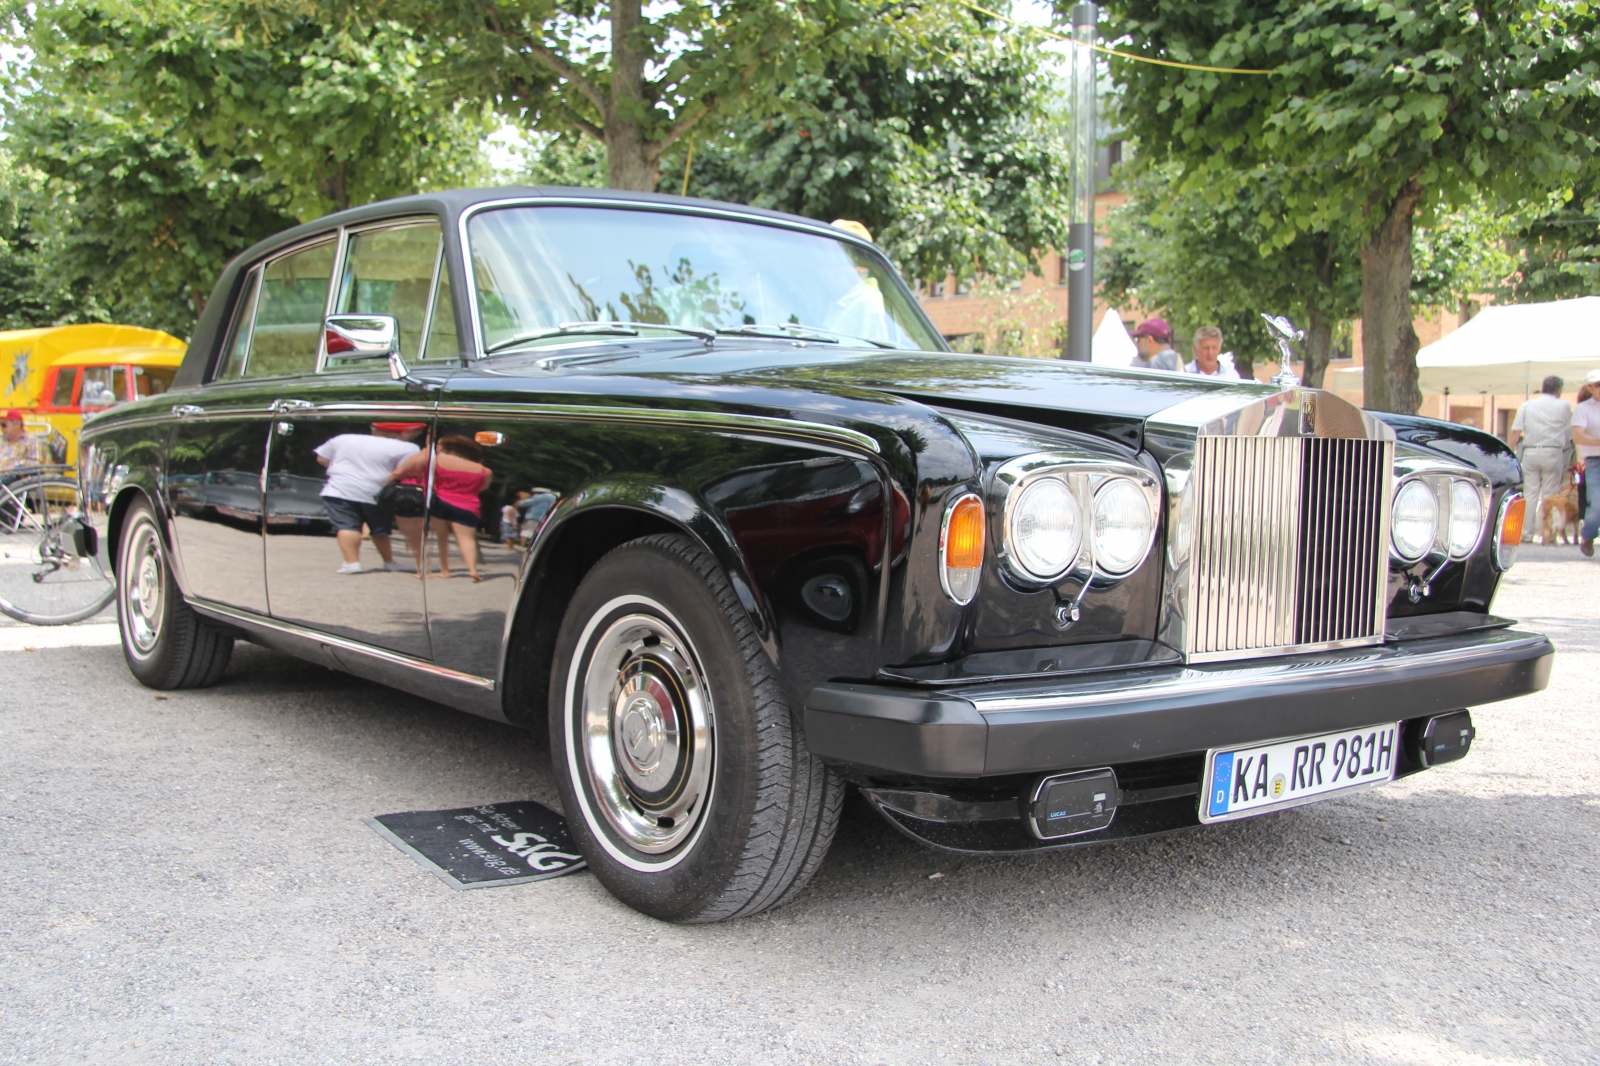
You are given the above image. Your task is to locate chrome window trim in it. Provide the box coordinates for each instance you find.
[221,266,265,381]
[455,196,944,361]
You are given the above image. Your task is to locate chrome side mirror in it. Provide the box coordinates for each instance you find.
[324,314,400,362]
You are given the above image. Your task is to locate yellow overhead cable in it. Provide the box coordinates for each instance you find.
[957,1,1274,76]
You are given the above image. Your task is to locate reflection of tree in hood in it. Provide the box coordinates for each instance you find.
[568,258,745,328]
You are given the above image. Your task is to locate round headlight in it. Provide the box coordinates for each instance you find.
[1391,479,1438,562]
[1448,480,1484,558]
[1092,477,1155,576]
[1006,477,1083,580]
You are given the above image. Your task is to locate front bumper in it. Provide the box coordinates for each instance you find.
[804,628,1553,778]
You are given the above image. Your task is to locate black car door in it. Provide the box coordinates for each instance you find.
[261,218,455,659]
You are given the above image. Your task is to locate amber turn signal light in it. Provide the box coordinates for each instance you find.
[1493,493,1524,571]
[940,493,985,604]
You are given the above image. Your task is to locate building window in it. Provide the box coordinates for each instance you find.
[955,279,971,296]
[928,280,945,298]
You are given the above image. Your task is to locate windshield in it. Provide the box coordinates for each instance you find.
[466,205,943,354]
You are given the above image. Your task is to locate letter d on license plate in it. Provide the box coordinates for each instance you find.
[1199,723,1399,824]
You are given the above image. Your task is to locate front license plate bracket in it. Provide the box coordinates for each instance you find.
[1200,722,1400,824]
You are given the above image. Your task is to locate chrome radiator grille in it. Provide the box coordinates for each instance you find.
[1186,436,1391,660]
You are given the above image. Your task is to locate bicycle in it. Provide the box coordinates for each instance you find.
[0,465,116,625]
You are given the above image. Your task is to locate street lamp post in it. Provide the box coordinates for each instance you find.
[1063,1,1098,362]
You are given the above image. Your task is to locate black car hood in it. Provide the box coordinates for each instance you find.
[467,344,1273,451]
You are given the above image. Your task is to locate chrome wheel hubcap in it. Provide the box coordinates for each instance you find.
[123,521,164,655]
[578,610,713,856]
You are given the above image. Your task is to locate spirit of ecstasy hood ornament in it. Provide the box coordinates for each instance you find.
[1260,314,1304,388]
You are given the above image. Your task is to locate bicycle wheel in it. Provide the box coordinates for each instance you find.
[0,474,116,625]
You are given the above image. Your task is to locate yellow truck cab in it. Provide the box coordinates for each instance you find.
[1,325,185,465]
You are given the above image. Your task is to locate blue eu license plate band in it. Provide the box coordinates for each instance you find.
[1199,722,1400,824]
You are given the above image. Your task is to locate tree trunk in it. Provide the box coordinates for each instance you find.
[318,158,350,214]
[1359,178,1424,413]
[1302,236,1337,389]
[605,0,658,191]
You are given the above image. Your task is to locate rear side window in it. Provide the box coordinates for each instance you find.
[81,366,129,409]
[51,369,79,407]
[223,239,336,379]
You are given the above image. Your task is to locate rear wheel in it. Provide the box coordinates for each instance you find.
[116,497,234,689]
[550,533,842,923]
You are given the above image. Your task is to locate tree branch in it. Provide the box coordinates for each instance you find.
[659,98,713,151]
[526,41,608,119]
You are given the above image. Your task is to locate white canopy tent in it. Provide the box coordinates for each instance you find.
[1091,307,1138,366]
[1415,296,1600,396]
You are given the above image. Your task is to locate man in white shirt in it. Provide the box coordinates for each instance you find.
[1572,369,1600,556]
[1509,376,1574,540]
[1129,318,1184,373]
[314,422,423,573]
[1186,326,1240,378]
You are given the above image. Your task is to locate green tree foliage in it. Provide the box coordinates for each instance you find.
[2,0,492,333]
[1102,0,1600,412]
[666,28,1071,286]
[1100,164,1360,384]
[0,147,99,329]
[1103,162,1518,385]
[1502,185,1600,302]
[408,0,895,191]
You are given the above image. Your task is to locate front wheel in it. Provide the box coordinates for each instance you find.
[549,533,842,923]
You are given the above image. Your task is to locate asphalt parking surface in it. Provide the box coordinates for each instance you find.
[2,547,1597,1065]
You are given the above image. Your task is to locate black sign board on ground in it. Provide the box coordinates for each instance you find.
[366,800,586,890]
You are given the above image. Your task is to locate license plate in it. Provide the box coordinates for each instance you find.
[1199,723,1400,823]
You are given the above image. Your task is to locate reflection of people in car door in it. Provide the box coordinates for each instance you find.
[389,434,492,581]
[314,422,423,574]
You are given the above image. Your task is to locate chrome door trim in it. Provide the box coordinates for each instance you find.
[454,195,937,361]
[190,598,497,691]
[432,401,883,454]
[966,630,1550,714]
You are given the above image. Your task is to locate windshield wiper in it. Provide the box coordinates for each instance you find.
[485,320,715,354]
[715,323,896,349]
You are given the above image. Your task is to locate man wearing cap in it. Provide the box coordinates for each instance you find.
[0,409,45,473]
[1509,375,1574,539]
[1129,318,1184,373]
[314,423,423,574]
[1571,369,1600,556]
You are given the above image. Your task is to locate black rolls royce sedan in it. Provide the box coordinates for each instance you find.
[80,187,1553,923]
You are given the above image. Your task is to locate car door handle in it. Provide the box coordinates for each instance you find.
[172,404,205,418]
[272,399,315,412]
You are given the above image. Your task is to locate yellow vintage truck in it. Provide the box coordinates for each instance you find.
[1,324,185,465]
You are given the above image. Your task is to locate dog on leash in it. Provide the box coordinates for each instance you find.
[1539,481,1582,545]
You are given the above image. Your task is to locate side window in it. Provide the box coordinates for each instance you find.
[81,366,128,410]
[245,240,337,378]
[51,369,79,407]
[134,365,176,397]
[334,221,443,362]
[220,268,262,381]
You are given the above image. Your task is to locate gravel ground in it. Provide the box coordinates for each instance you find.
[2,547,1596,1066]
